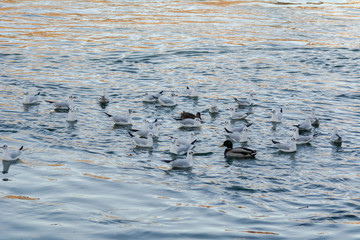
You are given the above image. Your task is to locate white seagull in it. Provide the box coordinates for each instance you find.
[223,121,252,132]
[45,96,76,110]
[170,138,197,155]
[163,148,194,169]
[186,85,199,97]
[22,92,41,105]
[1,145,24,161]
[272,138,297,153]
[66,107,78,122]
[158,93,177,107]
[225,127,249,143]
[178,118,201,128]
[229,108,252,120]
[128,132,154,148]
[143,91,164,103]
[233,93,255,106]
[295,116,312,131]
[271,108,283,123]
[310,108,320,126]
[104,109,133,125]
[209,100,219,113]
[171,132,196,146]
[290,127,319,144]
[330,127,342,144]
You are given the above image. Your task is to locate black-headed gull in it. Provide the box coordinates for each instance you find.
[310,108,319,126]
[223,121,252,132]
[272,138,297,153]
[104,109,134,125]
[98,89,110,104]
[170,138,197,155]
[330,127,342,145]
[295,116,312,131]
[143,91,163,103]
[66,108,78,122]
[233,93,255,106]
[157,93,177,107]
[209,100,219,114]
[128,132,154,148]
[1,145,24,161]
[163,148,194,168]
[225,127,249,143]
[177,118,201,128]
[46,96,76,110]
[271,108,283,123]
[290,128,319,144]
[186,85,199,97]
[22,92,41,105]
[229,108,252,120]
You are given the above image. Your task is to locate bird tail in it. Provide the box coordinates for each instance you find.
[128,132,135,138]
[271,139,279,144]
[19,146,24,151]
[45,100,55,104]
[224,128,233,133]
[104,112,112,117]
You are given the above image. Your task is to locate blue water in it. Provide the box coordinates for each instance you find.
[1,0,360,239]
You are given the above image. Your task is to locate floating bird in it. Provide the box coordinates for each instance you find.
[186,85,199,97]
[219,140,256,158]
[157,93,177,107]
[272,138,297,153]
[223,121,252,132]
[104,109,133,125]
[229,108,252,120]
[170,138,197,155]
[143,91,164,103]
[66,107,78,122]
[163,148,194,168]
[1,145,24,161]
[45,96,76,110]
[290,127,319,144]
[310,108,319,126]
[175,111,202,120]
[22,92,40,105]
[98,89,110,104]
[330,127,342,145]
[224,127,249,143]
[177,118,201,128]
[171,132,196,146]
[130,123,159,138]
[209,100,219,114]
[295,116,312,131]
[271,108,283,123]
[128,132,154,148]
[233,93,255,106]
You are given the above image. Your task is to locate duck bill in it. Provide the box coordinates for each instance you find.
[219,143,224,147]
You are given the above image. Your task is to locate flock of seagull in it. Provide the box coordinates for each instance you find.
[1,86,343,170]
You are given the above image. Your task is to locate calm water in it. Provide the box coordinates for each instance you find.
[1,0,360,239]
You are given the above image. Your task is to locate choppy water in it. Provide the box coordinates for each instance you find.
[1,0,360,239]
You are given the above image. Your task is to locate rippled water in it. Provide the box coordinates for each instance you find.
[1,0,360,239]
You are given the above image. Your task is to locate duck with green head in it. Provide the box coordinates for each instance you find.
[220,140,256,158]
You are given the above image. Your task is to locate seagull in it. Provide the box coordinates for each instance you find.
[22,92,40,105]
[272,138,297,153]
[157,93,177,107]
[1,145,24,161]
[170,138,197,155]
[45,96,76,110]
[186,85,199,97]
[271,108,283,123]
[295,116,312,131]
[98,89,110,104]
[310,108,319,126]
[66,107,78,122]
[209,100,219,113]
[128,132,154,148]
[233,93,255,106]
[104,109,133,125]
[163,148,194,168]
[225,127,249,143]
[229,108,252,120]
[171,132,196,146]
[330,127,342,144]
[177,118,201,128]
[223,121,252,132]
[143,91,164,103]
[290,127,319,144]
[130,123,159,138]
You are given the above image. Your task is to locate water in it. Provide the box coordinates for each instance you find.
[1,0,360,239]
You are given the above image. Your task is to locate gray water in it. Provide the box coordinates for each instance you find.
[1,0,360,239]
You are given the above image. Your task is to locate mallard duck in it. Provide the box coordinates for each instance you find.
[219,140,256,158]
[175,111,202,120]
